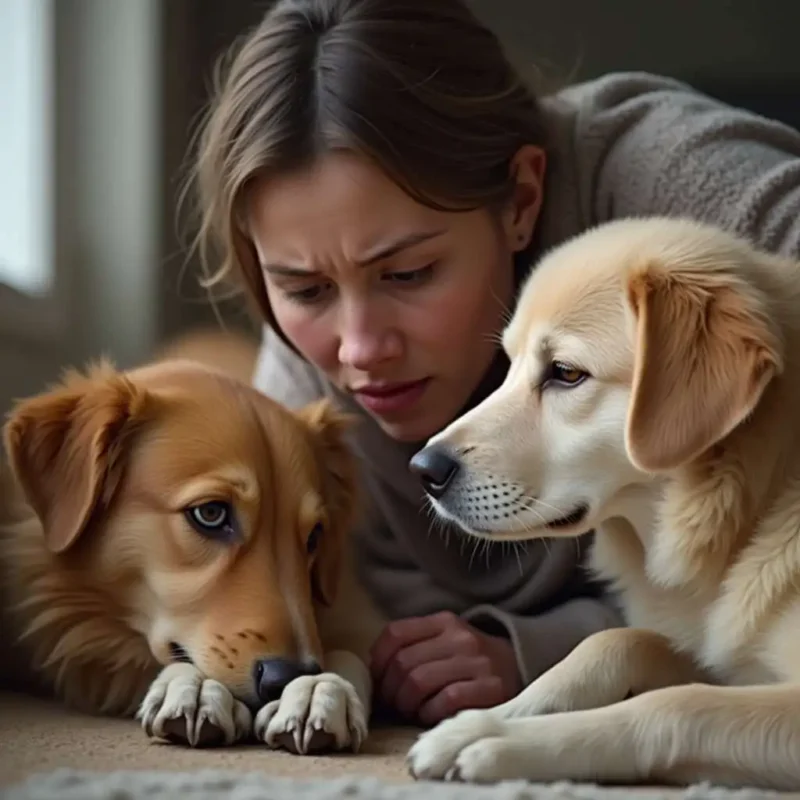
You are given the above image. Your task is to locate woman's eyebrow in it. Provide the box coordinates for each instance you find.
[260,229,446,276]
[357,229,445,266]
[261,263,317,278]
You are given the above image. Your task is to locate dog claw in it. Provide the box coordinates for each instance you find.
[138,664,252,748]
[254,672,366,755]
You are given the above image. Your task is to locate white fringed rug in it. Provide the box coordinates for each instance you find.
[3,770,789,800]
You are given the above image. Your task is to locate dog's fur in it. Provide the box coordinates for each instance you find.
[407,217,800,789]
[0,328,383,752]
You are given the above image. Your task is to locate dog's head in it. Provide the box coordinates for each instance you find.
[411,218,783,540]
[3,359,357,707]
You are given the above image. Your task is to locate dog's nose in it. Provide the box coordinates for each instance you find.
[253,658,320,704]
[409,445,460,499]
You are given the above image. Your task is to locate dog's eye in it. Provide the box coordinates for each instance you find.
[307,522,323,555]
[185,501,236,538]
[545,361,588,388]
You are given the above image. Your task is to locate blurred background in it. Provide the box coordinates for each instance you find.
[0,0,797,415]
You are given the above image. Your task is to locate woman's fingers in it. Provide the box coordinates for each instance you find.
[418,675,506,726]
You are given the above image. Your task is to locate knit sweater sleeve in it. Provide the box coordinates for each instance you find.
[252,325,326,409]
[580,72,800,258]
[461,598,623,685]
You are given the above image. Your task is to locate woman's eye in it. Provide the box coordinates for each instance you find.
[544,361,589,388]
[285,282,332,305]
[384,264,435,285]
[185,501,237,539]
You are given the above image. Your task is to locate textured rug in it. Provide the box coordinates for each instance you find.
[2,770,788,800]
[1,692,796,800]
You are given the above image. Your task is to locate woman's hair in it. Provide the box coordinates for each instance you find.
[189,0,549,328]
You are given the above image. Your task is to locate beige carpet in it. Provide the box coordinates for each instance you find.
[0,691,796,799]
[0,691,417,784]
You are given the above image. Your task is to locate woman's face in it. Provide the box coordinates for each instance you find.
[248,149,543,442]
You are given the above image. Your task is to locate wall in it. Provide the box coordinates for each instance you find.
[469,0,799,126]
[0,0,163,415]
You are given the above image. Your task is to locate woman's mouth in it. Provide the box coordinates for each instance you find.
[353,378,431,416]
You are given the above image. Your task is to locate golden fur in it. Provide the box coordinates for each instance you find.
[0,329,383,751]
[407,217,800,789]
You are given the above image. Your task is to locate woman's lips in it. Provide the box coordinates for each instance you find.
[353,378,431,416]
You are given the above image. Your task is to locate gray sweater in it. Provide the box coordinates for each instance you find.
[253,71,800,685]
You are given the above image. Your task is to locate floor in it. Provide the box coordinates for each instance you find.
[2,690,798,799]
[0,691,419,786]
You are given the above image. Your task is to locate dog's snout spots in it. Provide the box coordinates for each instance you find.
[235,628,269,644]
[429,471,533,533]
[464,478,527,523]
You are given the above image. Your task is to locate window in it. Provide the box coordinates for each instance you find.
[0,0,53,297]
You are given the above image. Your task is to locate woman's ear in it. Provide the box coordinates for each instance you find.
[501,144,546,252]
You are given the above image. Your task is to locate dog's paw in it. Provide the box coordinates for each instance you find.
[406,709,507,781]
[137,663,252,747]
[253,672,366,754]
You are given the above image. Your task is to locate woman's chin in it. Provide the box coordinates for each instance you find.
[375,416,440,444]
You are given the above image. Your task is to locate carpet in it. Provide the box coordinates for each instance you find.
[3,770,790,800]
[0,691,796,800]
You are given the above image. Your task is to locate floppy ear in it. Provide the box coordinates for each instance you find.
[625,263,782,473]
[297,399,359,607]
[3,362,151,553]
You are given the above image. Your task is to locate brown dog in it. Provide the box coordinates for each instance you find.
[0,335,382,753]
[407,217,800,789]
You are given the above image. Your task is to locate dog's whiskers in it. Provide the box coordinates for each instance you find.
[509,540,526,576]
[522,496,569,519]
[422,496,452,547]
[513,501,556,554]
[168,642,192,664]
[516,499,553,527]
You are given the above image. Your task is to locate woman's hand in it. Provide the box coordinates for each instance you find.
[369,610,522,726]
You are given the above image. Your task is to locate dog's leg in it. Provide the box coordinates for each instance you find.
[495,627,705,718]
[409,683,800,789]
[408,627,704,781]
[138,663,252,747]
[254,649,370,754]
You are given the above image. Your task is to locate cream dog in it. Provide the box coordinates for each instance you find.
[406,217,800,789]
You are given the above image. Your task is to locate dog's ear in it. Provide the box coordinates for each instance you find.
[625,263,782,473]
[3,362,151,553]
[297,399,359,607]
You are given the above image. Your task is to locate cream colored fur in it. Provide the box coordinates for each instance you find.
[406,217,800,789]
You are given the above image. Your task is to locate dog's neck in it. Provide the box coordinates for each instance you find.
[602,481,664,549]
[606,368,800,593]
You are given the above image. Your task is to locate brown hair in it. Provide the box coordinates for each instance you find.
[190,0,548,332]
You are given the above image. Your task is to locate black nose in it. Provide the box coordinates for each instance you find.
[253,658,321,704]
[409,445,461,499]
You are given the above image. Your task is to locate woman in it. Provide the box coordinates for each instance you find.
[191,0,800,726]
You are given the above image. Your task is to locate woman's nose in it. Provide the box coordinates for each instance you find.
[337,306,402,370]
